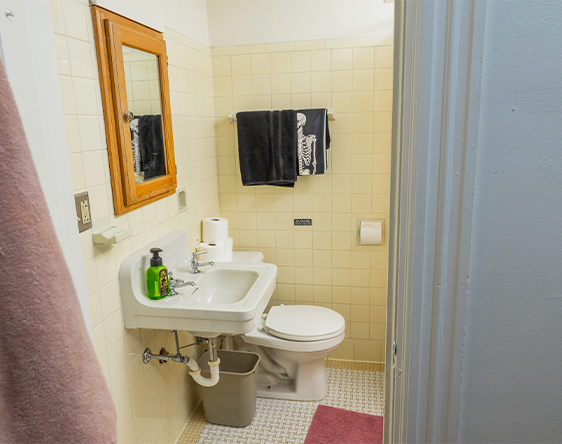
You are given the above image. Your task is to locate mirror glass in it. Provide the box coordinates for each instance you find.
[122,46,166,184]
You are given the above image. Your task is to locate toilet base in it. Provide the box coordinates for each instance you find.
[234,326,345,402]
[256,358,328,401]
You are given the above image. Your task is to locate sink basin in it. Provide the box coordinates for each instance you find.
[119,231,277,337]
[191,269,259,304]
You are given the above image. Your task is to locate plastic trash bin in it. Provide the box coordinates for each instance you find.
[198,349,261,427]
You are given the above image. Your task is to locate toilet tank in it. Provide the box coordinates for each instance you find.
[229,251,264,264]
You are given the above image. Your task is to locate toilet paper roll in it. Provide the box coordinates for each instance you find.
[202,217,229,244]
[224,237,233,262]
[198,242,226,262]
[198,237,234,262]
[359,221,383,245]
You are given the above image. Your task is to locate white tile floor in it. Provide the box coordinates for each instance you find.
[181,366,384,444]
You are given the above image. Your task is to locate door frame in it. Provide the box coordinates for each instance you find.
[0,0,91,332]
[384,0,487,442]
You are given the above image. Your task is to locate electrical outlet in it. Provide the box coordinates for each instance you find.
[75,192,92,233]
[80,200,91,224]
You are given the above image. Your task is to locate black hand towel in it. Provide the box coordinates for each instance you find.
[236,110,298,187]
[297,108,330,175]
[137,114,166,180]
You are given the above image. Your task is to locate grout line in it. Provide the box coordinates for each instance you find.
[325,358,384,372]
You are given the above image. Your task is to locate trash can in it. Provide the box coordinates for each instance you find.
[198,349,261,427]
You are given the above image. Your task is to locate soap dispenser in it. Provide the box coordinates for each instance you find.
[146,248,170,300]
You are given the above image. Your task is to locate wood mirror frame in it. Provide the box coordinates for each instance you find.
[92,6,176,216]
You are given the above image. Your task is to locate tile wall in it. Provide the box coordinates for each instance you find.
[211,37,393,362]
[50,1,219,442]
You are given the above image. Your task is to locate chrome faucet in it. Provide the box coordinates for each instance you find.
[168,271,195,296]
[191,250,214,274]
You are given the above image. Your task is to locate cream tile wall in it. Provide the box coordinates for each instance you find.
[50,1,219,443]
[211,37,393,363]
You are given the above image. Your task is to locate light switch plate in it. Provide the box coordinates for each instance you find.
[75,192,92,233]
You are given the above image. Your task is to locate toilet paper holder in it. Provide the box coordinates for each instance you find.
[357,219,385,246]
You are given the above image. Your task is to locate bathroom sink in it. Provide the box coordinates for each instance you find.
[119,231,277,337]
[190,269,259,304]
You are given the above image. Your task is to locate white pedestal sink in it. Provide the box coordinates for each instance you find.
[119,231,277,337]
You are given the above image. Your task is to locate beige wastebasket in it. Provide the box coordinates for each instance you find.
[198,349,261,427]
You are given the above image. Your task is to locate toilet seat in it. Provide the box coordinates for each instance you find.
[243,322,345,352]
[242,305,346,352]
[264,305,345,341]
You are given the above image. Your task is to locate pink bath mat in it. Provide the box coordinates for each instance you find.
[304,405,383,444]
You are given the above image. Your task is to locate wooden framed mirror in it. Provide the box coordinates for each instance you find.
[92,6,176,215]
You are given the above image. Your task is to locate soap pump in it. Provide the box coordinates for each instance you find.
[146,248,170,300]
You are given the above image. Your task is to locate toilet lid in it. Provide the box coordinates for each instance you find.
[264,305,346,341]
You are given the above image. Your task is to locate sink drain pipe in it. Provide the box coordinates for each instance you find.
[142,335,220,387]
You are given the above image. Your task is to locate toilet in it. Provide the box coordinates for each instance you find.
[227,251,346,401]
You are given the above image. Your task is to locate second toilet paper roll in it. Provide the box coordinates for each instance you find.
[359,221,383,245]
[198,237,233,262]
[202,217,229,243]
[223,237,233,261]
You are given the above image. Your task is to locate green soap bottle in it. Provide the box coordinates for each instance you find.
[146,248,170,300]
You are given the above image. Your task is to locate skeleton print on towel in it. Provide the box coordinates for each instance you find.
[297,112,318,175]
[129,118,141,176]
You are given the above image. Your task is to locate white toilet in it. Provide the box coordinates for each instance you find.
[228,251,346,401]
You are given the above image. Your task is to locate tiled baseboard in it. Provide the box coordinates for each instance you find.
[177,406,206,444]
[325,358,385,373]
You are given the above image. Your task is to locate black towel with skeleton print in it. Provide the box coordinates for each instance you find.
[296,108,330,176]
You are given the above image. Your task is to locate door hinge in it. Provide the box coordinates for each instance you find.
[393,342,397,355]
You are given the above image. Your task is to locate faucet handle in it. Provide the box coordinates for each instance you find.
[168,271,184,285]
[193,250,207,258]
